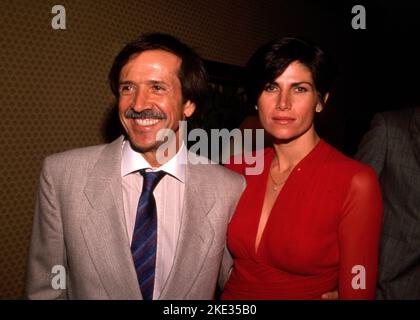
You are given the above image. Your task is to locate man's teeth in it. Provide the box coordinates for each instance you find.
[135,118,160,126]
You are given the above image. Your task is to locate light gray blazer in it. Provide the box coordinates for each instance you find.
[26,136,245,299]
[355,108,420,299]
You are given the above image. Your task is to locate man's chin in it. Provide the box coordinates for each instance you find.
[128,139,159,154]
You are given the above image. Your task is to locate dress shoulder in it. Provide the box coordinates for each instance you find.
[225,148,272,176]
[322,141,378,179]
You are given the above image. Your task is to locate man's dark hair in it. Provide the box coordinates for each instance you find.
[109,33,208,126]
[245,37,336,107]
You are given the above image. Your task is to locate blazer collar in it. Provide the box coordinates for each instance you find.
[409,107,420,165]
[159,157,216,299]
[82,139,216,299]
[82,136,142,299]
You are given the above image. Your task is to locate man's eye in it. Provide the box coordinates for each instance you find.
[153,84,165,91]
[119,84,135,95]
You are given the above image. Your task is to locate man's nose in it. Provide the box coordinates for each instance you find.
[131,89,149,112]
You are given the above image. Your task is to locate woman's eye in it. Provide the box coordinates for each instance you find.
[294,86,308,93]
[264,84,277,92]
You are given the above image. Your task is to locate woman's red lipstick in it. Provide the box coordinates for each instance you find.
[272,116,296,124]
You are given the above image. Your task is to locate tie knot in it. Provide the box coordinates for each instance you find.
[140,170,166,192]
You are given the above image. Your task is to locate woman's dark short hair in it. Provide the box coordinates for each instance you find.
[245,37,336,106]
[109,33,208,124]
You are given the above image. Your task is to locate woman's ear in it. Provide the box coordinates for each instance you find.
[315,102,323,113]
[316,93,329,113]
[323,92,330,105]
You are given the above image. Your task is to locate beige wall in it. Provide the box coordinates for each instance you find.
[0,0,341,298]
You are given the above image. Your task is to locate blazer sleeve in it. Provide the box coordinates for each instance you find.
[218,245,233,291]
[25,158,68,299]
[217,174,246,292]
[355,113,388,177]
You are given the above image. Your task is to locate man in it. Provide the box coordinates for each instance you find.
[355,107,420,299]
[26,33,245,299]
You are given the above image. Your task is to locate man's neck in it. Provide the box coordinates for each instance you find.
[141,135,183,168]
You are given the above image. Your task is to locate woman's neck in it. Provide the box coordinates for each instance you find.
[272,129,320,171]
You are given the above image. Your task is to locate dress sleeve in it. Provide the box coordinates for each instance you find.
[338,166,383,299]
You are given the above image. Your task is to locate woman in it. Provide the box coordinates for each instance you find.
[221,37,383,299]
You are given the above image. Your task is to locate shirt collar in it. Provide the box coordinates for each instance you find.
[121,139,186,183]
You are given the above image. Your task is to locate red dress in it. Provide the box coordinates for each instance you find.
[221,140,383,299]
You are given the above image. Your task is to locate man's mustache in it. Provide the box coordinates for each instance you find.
[124,108,167,120]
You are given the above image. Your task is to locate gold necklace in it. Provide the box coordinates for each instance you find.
[269,166,288,191]
[269,155,296,191]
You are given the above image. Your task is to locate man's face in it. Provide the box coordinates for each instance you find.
[118,49,195,157]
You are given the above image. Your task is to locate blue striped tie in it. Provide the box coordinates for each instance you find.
[131,169,165,300]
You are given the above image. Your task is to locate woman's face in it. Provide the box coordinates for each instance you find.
[257,61,323,142]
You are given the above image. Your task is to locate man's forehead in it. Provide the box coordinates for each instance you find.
[119,50,181,81]
[125,50,181,69]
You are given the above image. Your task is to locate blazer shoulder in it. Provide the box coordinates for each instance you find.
[210,162,246,186]
[379,108,417,128]
[43,143,108,170]
[42,136,124,170]
[187,152,246,191]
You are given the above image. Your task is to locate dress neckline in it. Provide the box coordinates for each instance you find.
[253,139,326,256]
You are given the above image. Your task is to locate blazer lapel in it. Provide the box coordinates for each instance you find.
[81,136,141,299]
[159,162,216,299]
[409,107,420,166]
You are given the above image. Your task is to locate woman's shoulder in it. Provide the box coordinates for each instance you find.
[321,140,377,178]
[224,148,273,176]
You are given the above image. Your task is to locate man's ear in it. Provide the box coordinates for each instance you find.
[183,100,196,118]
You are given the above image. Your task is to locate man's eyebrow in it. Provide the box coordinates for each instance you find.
[118,79,170,86]
[119,80,135,85]
[148,79,167,85]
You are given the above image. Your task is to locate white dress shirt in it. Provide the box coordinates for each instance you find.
[121,140,185,299]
